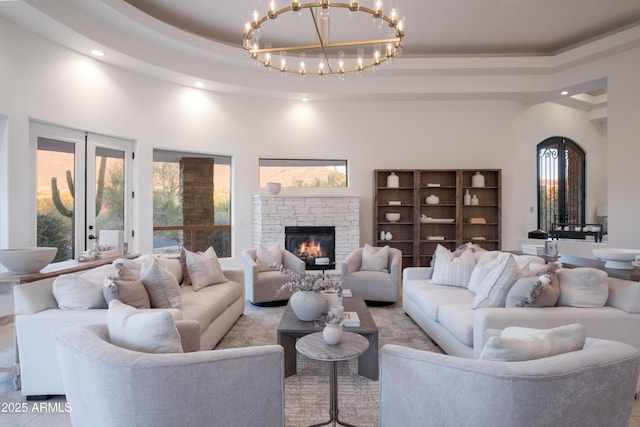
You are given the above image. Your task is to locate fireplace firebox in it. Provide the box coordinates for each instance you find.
[285,226,336,270]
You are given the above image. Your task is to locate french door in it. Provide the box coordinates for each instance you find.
[537,137,585,232]
[32,122,133,261]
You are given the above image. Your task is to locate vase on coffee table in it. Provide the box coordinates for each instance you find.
[290,290,326,321]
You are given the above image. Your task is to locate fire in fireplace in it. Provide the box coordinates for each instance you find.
[285,226,336,270]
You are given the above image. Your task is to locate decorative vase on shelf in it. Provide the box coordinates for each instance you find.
[289,290,326,321]
[387,172,399,188]
[464,189,471,206]
[380,230,386,240]
[426,195,440,205]
[471,171,485,188]
[385,231,393,241]
[323,322,343,345]
[471,195,479,205]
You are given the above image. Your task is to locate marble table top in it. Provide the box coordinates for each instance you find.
[296,331,369,362]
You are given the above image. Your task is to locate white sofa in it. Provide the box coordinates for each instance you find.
[13,256,245,399]
[403,265,640,360]
[56,324,284,427]
[380,339,640,427]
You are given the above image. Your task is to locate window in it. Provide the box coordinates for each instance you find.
[537,137,585,232]
[152,150,231,257]
[259,158,347,188]
[34,122,133,261]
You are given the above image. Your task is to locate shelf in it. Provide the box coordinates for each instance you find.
[374,169,501,267]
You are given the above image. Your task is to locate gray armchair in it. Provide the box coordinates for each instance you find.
[56,324,285,427]
[380,339,640,427]
[241,247,305,305]
[341,246,402,303]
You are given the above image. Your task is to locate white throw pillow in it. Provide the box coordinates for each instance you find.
[360,244,390,271]
[431,244,476,288]
[480,323,586,361]
[557,268,609,307]
[471,252,521,309]
[185,246,228,291]
[256,243,283,272]
[107,300,183,353]
[53,273,107,310]
[140,257,182,308]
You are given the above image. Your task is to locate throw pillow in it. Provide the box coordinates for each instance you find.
[471,252,521,309]
[53,273,107,310]
[103,277,151,309]
[557,268,609,307]
[505,262,561,307]
[184,246,228,291]
[107,300,183,353]
[112,257,143,280]
[360,244,390,271]
[479,323,586,361]
[139,257,182,308]
[431,244,476,288]
[256,243,283,272]
[179,247,192,286]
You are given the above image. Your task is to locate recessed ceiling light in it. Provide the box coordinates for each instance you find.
[194,81,204,88]
[301,97,309,102]
[561,91,569,96]
[90,49,104,57]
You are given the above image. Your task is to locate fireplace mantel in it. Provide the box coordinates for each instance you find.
[253,195,360,264]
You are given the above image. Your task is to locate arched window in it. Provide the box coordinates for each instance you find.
[537,137,585,232]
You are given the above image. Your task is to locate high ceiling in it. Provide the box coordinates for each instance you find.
[2,0,640,102]
[124,0,640,56]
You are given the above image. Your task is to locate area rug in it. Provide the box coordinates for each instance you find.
[215,301,442,427]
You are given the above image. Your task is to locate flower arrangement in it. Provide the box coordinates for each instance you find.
[324,310,342,324]
[276,266,341,295]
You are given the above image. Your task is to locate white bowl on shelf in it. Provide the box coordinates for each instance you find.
[0,247,58,274]
[592,248,640,270]
[265,182,281,195]
[385,213,400,223]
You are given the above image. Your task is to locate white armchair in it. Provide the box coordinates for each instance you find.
[341,246,402,304]
[56,324,285,427]
[380,339,640,427]
[241,247,305,305]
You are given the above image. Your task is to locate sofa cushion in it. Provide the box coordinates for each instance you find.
[437,303,475,346]
[155,257,183,283]
[405,282,474,321]
[140,257,182,308]
[360,244,390,272]
[106,300,183,353]
[185,247,228,291]
[505,262,561,307]
[103,277,151,309]
[471,253,521,309]
[557,268,609,307]
[479,323,586,361]
[431,244,476,288]
[256,243,283,272]
[53,272,108,310]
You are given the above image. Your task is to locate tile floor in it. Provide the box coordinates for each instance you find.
[0,322,639,426]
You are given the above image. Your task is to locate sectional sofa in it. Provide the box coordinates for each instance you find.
[402,247,640,390]
[13,255,244,399]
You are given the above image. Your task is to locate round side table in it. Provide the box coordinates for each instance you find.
[296,331,370,427]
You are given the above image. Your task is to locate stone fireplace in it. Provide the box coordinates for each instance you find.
[252,195,360,266]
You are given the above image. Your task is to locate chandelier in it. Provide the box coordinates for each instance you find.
[243,1,405,77]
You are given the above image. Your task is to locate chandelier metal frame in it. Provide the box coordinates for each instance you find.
[243,1,405,76]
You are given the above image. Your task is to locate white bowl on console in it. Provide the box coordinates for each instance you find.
[592,248,640,270]
[0,247,58,274]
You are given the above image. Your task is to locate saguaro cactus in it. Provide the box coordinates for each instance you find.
[52,156,107,218]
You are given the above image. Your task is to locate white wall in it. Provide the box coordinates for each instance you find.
[1,17,639,315]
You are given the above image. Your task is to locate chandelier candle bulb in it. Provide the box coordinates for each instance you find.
[243,0,405,76]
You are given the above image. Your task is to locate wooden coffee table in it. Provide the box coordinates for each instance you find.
[277,291,379,380]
